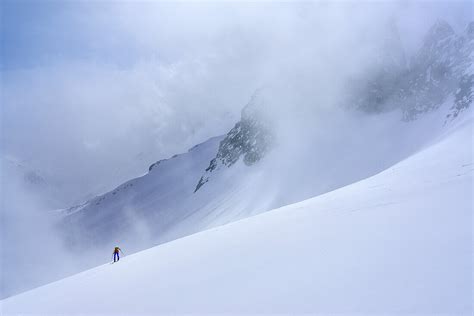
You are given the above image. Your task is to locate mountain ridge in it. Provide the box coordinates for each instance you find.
[4,110,472,314]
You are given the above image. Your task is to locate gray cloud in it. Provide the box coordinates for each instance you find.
[1,0,471,298]
[2,2,471,203]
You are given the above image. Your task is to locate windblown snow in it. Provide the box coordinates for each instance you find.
[2,110,472,314]
[3,19,471,302]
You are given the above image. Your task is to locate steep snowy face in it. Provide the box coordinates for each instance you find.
[350,20,473,119]
[20,20,472,300]
[57,21,473,260]
[195,91,274,192]
[58,136,224,254]
[447,22,474,120]
[403,20,468,119]
[4,114,472,314]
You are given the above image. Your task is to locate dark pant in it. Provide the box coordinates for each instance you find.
[114,252,120,262]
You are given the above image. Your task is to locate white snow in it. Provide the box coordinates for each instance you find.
[59,105,458,259]
[2,111,472,314]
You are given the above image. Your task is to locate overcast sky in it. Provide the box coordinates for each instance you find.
[1,0,472,204]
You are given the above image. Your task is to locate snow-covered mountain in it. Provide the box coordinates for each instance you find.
[59,21,472,258]
[58,100,442,262]
[404,20,473,119]
[4,20,471,299]
[3,107,472,314]
[194,90,274,192]
[351,20,473,120]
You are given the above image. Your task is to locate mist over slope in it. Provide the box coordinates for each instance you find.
[2,16,472,300]
[3,109,472,314]
[59,20,473,255]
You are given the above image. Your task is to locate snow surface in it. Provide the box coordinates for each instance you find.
[60,105,458,257]
[2,111,472,314]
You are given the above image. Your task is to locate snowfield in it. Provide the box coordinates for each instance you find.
[2,114,472,314]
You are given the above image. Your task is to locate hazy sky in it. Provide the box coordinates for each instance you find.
[1,0,472,204]
[1,1,472,71]
[1,0,472,300]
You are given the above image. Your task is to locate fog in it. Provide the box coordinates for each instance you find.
[2,1,471,201]
[1,0,472,299]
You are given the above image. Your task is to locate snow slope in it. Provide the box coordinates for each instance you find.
[2,109,472,314]
[60,102,456,256]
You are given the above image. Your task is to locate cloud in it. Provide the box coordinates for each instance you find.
[1,0,471,299]
[2,59,249,202]
[2,1,471,202]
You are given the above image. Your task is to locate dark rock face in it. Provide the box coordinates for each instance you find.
[402,20,463,119]
[446,22,474,120]
[148,154,180,172]
[351,20,473,120]
[447,73,473,120]
[195,20,473,193]
[148,160,164,172]
[195,91,274,192]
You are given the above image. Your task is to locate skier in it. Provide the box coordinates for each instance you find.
[113,246,123,262]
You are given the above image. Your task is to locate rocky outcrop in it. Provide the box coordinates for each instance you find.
[194,91,274,192]
[402,20,465,119]
[351,20,473,120]
[445,22,474,120]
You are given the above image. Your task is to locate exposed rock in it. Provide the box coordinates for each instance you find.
[195,91,274,192]
[351,20,473,120]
